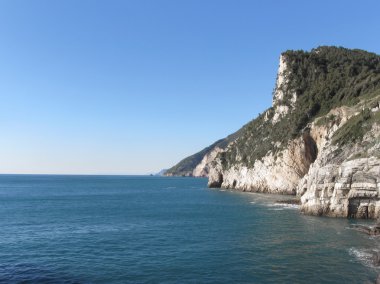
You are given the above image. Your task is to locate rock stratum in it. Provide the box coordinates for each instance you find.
[166,46,380,219]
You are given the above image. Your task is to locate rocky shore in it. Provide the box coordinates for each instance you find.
[350,221,380,283]
[167,47,380,220]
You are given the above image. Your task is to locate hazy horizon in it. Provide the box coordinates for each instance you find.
[1,0,380,175]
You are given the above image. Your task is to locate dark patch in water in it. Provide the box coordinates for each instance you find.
[0,264,83,284]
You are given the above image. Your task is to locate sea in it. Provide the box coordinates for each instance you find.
[0,175,379,283]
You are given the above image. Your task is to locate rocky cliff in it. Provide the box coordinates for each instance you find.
[298,105,380,218]
[167,46,380,219]
[165,130,242,177]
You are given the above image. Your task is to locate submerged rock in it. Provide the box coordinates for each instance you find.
[350,224,380,236]
[276,199,301,205]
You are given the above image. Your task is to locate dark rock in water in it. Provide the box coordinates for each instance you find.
[351,224,372,234]
[350,224,380,236]
[376,274,380,284]
[373,226,380,236]
[208,173,223,188]
[276,199,301,205]
[372,251,380,266]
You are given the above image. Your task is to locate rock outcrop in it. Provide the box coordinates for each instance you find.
[271,54,297,124]
[298,110,380,218]
[192,147,223,177]
[208,131,317,195]
[207,50,317,194]
[167,46,380,219]
[208,99,380,218]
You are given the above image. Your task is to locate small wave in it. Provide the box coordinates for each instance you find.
[220,190,226,192]
[262,203,278,208]
[348,247,377,268]
[261,203,299,210]
[249,201,256,204]
[274,203,300,209]
[166,187,176,189]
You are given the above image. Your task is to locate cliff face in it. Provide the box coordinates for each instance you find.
[168,46,380,219]
[207,52,317,194]
[192,147,223,177]
[298,107,380,218]
[165,130,242,177]
[208,127,317,195]
[207,130,303,193]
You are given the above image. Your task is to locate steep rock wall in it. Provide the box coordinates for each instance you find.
[209,101,380,218]
[168,47,380,219]
[298,111,380,218]
[299,156,380,218]
[208,131,317,194]
[192,147,223,177]
[207,54,311,194]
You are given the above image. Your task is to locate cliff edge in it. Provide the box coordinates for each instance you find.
[167,46,380,218]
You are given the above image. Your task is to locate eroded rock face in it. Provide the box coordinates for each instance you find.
[207,55,308,194]
[272,55,289,105]
[299,157,380,218]
[208,131,317,195]
[208,102,380,219]
[200,49,380,219]
[298,121,380,219]
[272,55,296,124]
[192,147,223,177]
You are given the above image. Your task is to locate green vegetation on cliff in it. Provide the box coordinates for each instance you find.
[165,139,224,176]
[167,46,380,175]
[332,103,380,146]
[221,47,380,168]
[165,129,242,176]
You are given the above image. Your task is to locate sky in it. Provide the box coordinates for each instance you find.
[0,0,379,175]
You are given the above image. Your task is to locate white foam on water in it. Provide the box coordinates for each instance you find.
[348,247,377,268]
[261,202,299,210]
[274,203,300,210]
[262,203,278,207]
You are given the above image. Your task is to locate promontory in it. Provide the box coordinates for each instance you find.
[166,46,380,219]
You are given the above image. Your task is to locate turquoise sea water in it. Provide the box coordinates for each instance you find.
[0,175,378,283]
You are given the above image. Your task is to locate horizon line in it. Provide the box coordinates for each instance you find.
[0,173,165,176]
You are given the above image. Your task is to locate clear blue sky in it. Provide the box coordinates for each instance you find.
[0,0,379,174]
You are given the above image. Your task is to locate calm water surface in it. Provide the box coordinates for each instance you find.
[0,175,378,283]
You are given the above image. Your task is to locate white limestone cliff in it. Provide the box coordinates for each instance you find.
[298,110,380,218]
[189,51,380,219]
[208,133,316,195]
[271,55,297,124]
[192,147,223,177]
[207,54,311,194]
[207,101,380,218]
